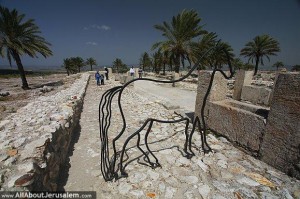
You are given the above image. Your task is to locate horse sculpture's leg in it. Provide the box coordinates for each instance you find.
[188,116,212,155]
[188,119,197,156]
[136,132,155,166]
[144,120,161,168]
[183,118,194,159]
[197,117,212,154]
[118,119,152,178]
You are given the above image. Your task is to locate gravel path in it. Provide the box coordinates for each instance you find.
[63,75,300,199]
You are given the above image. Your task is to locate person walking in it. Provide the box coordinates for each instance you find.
[95,71,101,86]
[129,66,135,76]
[104,67,109,80]
[138,67,143,78]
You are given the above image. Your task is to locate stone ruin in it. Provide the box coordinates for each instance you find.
[194,70,300,179]
[0,73,90,191]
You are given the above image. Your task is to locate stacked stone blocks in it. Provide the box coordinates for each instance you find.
[194,70,300,179]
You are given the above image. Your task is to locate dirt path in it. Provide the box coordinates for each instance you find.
[62,77,110,191]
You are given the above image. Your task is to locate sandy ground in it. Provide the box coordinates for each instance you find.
[0,73,78,121]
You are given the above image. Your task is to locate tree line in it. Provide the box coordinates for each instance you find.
[62,57,97,75]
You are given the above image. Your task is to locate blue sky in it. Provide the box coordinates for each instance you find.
[1,0,300,69]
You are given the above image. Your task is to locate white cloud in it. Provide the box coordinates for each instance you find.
[100,25,110,30]
[86,42,98,46]
[84,24,111,31]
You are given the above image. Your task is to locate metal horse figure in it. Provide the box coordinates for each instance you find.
[99,46,234,181]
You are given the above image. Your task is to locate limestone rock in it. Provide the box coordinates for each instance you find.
[118,182,132,195]
[198,184,210,198]
[147,170,159,181]
[128,172,147,184]
[165,186,177,199]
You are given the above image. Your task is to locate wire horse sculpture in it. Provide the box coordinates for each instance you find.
[99,45,234,181]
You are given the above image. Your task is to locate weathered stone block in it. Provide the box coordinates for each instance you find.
[108,68,112,75]
[172,72,180,87]
[241,85,272,106]
[114,74,120,81]
[120,75,134,85]
[244,71,254,86]
[207,99,267,153]
[232,70,245,100]
[194,71,227,119]
[260,73,300,179]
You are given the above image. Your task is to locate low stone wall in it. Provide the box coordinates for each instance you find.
[0,73,90,191]
[120,75,134,84]
[207,100,267,155]
[241,85,272,106]
[194,71,300,179]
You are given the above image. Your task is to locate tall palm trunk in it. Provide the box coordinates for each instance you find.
[254,56,259,76]
[90,65,93,71]
[174,55,180,73]
[12,50,29,89]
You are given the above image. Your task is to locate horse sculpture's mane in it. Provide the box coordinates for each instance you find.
[99,45,234,181]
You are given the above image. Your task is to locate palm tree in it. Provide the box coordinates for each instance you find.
[112,58,123,73]
[152,9,206,73]
[152,51,163,74]
[62,58,77,75]
[272,61,284,71]
[240,34,280,75]
[161,50,171,74]
[191,32,217,69]
[209,42,234,69]
[191,32,234,70]
[112,58,128,73]
[0,6,52,89]
[70,56,84,72]
[86,57,97,71]
[139,52,152,72]
[242,63,255,71]
[232,58,244,71]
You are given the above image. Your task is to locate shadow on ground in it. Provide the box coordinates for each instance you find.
[57,119,82,191]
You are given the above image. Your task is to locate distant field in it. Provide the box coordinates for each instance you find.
[0,69,66,78]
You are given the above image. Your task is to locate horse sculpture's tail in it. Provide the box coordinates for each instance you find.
[99,86,122,181]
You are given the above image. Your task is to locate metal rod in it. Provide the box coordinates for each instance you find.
[99,45,234,181]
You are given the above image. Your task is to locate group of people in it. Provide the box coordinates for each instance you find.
[95,67,109,86]
[130,66,143,78]
[95,66,144,86]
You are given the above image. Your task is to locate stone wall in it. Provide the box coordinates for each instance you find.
[241,85,272,106]
[194,71,227,120]
[207,100,267,154]
[260,73,300,179]
[194,71,300,179]
[0,73,90,191]
[119,75,134,84]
